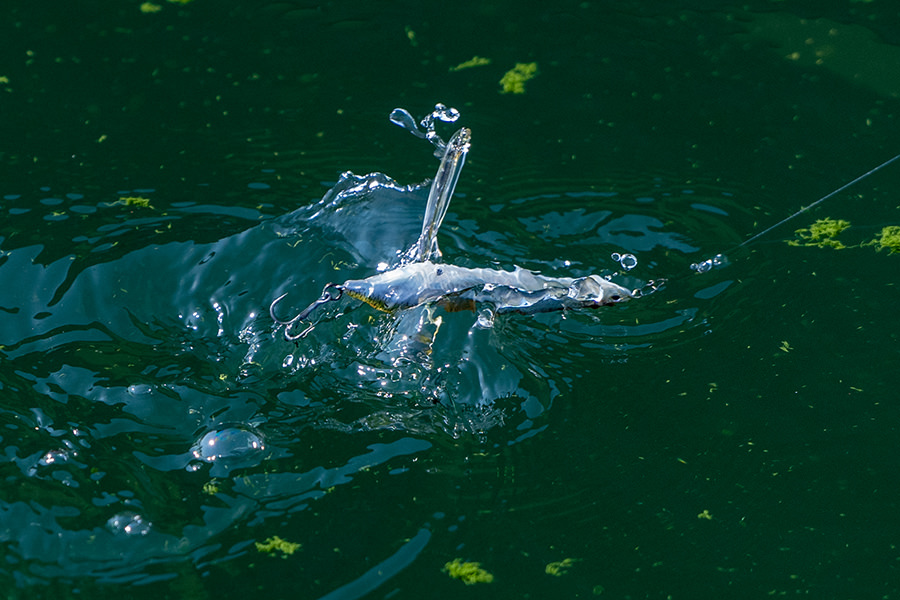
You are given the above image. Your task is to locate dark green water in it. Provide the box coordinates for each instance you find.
[3,1,900,598]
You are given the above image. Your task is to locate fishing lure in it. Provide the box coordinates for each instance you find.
[271,103,900,341]
[270,103,634,340]
[271,261,633,340]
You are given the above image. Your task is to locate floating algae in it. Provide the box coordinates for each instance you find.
[789,219,900,254]
[450,56,491,71]
[255,535,301,558]
[499,62,538,94]
[443,558,494,584]
[117,196,154,209]
[867,225,900,254]
[545,557,580,576]
[788,217,851,249]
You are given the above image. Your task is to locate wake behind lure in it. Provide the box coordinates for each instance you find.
[270,103,633,340]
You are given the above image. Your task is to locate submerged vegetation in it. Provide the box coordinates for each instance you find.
[443,559,494,584]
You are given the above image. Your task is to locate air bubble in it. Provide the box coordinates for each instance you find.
[611,252,638,271]
[690,253,728,273]
[191,427,265,463]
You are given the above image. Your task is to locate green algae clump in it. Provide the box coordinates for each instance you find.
[255,535,301,558]
[450,56,491,72]
[788,217,851,249]
[545,557,580,576]
[499,62,538,94]
[868,225,900,254]
[118,196,154,209]
[443,558,494,585]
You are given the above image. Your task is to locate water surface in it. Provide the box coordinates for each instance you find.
[3,1,900,598]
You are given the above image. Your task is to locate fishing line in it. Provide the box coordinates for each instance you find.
[737,152,900,249]
[685,151,900,275]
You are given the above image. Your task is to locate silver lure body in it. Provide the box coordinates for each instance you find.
[341,260,632,313]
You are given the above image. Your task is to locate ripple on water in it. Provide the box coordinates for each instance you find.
[0,162,757,589]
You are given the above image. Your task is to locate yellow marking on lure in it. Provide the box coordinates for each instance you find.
[343,288,392,312]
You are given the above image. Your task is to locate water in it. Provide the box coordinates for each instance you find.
[3,1,900,598]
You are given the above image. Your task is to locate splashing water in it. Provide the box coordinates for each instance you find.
[271,104,637,342]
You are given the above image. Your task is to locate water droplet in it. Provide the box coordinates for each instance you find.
[107,512,151,537]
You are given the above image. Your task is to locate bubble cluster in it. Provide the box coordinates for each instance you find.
[690,253,728,273]
[611,252,638,271]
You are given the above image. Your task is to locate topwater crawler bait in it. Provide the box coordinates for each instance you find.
[271,261,633,340]
[270,103,634,341]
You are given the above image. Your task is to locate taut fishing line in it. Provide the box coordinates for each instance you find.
[688,151,900,274]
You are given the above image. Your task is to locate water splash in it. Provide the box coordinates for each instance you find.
[390,103,461,157]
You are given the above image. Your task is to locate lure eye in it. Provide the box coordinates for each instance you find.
[436,268,443,276]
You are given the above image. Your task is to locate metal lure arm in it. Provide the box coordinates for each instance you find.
[412,126,471,262]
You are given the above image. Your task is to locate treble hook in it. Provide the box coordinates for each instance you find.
[269,283,343,341]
